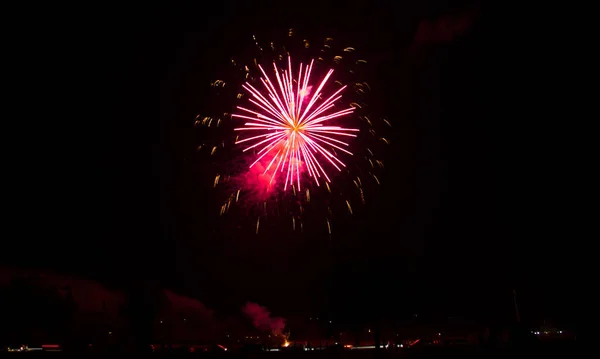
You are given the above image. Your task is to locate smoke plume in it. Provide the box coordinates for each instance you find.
[242,302,286,336]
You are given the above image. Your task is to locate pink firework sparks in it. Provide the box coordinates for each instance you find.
[232,56,358,191]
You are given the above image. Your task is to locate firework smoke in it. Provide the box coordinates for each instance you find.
[242,301,286,336]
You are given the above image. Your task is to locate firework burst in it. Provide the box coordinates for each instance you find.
[196,30,390,235]
[233,57,358,191]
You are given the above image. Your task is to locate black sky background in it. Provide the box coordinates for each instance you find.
[7,1,575,329]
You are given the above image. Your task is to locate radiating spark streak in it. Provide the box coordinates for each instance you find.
[243,84,288,122]
[300,133,344,170]
[307,129,359,137]
[249,136,286,168]
[295,62,303,117]
[309,135,354,155]
[299,69,334,122]
[233,56,357,189]
[309,132,350,147]
[300,87,349,125]
[264,148,283,173]
[298,144,319,185]
[232,115,283,128]
[258,66,293,125]
[304,108,356,126]
[234,108,282,126]
[234,131,285,145]
[242,132,286,153]
[302,138,342,171]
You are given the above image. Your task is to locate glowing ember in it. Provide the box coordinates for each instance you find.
[233,56,358,190]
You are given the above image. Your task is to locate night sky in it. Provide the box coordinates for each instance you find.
[8,1,574,329]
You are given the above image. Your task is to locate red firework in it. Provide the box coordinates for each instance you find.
[232,56,358,191]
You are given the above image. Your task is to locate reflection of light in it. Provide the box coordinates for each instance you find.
[282,341,290,347]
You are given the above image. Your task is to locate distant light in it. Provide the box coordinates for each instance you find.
[108,332,112,335]
[438,333,441,336]
[160,321,163,324]
[329,321,332,323]
[559,331,563,334]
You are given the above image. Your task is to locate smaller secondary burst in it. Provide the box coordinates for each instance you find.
[232,56,358,191]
